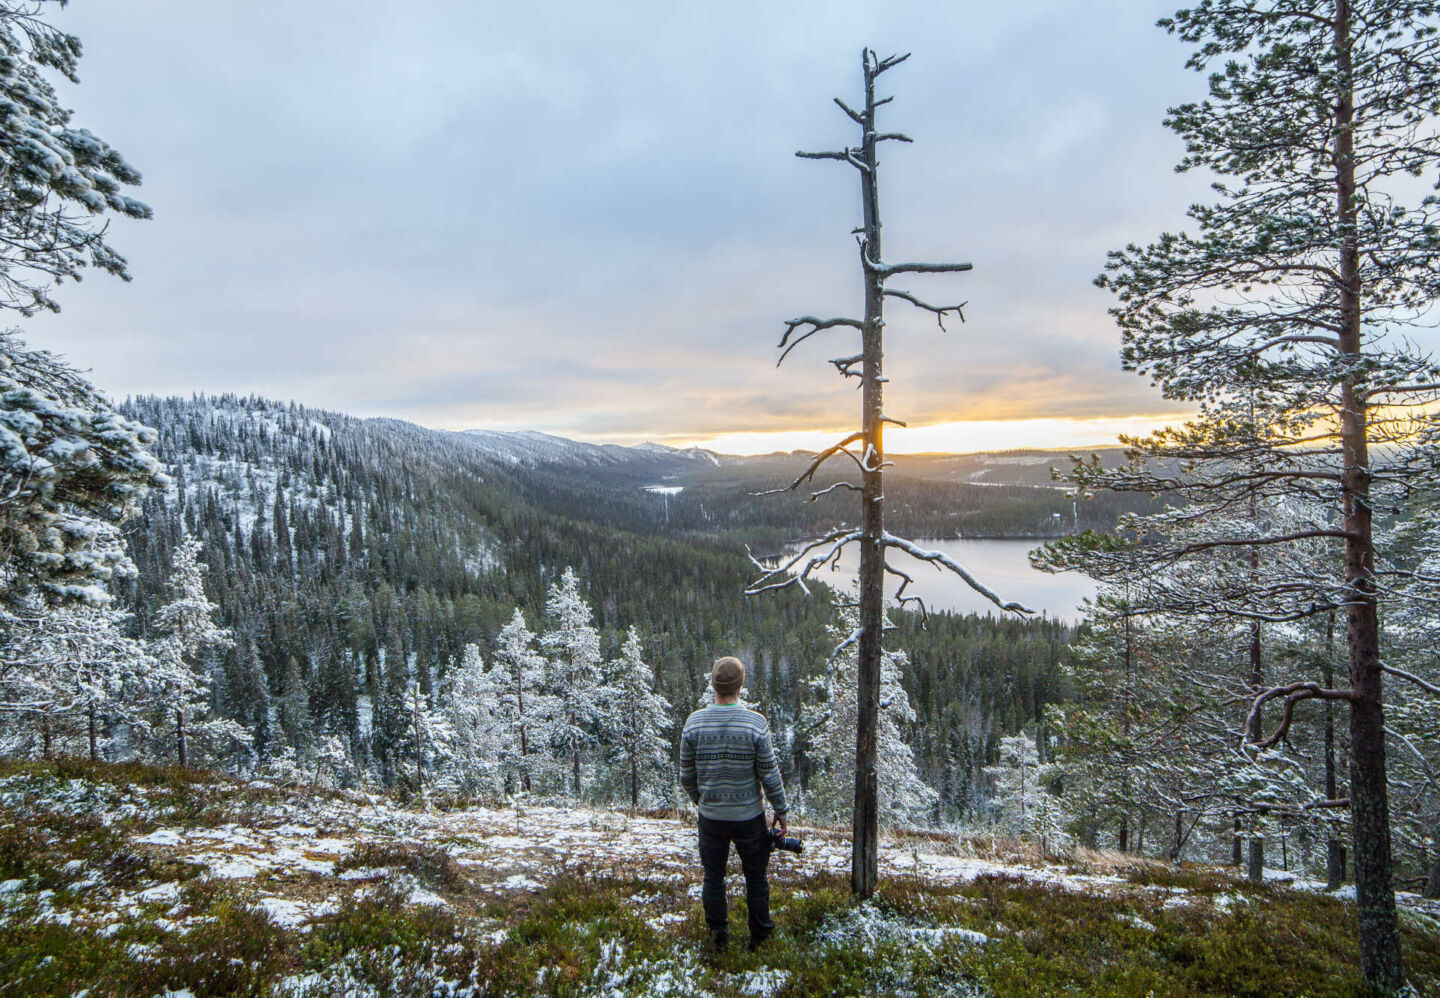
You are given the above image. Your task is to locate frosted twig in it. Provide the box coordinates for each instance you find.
[883,288,967,330]
[881,532,1033,614]
[777,316,865,366]
[1381,663,1440,697]
[1243,681,1357,752]
[744,529,862,597]
[751,431,864,497]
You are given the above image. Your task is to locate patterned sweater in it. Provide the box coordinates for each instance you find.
[678,703,788,821]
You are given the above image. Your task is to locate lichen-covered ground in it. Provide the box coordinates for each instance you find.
[3,760,1439,997]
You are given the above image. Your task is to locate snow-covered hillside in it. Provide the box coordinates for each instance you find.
[464,430,722,469]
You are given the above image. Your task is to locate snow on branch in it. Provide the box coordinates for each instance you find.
[830,353,863,378]
[829,626,863,662]
[881,532,1033,614]
[777,316,866,366]
[1381,663,1440,697]
[867,50,911,76]
[796,148,870,173]
[883,288,967,330]
[750,431,864,497]
[864,254,974,279]
[745,528,862,597]
[833,97,864,124]
[884,561,928,622]
[1243,681,1357,752]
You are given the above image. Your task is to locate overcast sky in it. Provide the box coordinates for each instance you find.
[35,1,1217,452]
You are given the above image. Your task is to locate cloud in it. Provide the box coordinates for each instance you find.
[34,0,1224,449]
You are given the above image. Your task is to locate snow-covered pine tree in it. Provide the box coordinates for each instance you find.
[0,2,152,315]
[151,535,239,767]
[276,655,312,758]
[0,330,165,611]
[398,680,449,801]
[493,608,548,792]
[0,603,152,760]
[607,626,673,810]
[986,733,1068,856]
[806,607,936,827]
[434,643,505,799]
[540,568,606,799]
[1091,2,1440,984]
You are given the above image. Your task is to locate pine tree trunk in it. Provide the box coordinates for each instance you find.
[851,49,886,901]
[1324,614,1346,890]
[1118,817,1129,854]
[517,677,531,793]
[1232,814,1243,867]
[89,702,98,762]
[1247,837,1264,883]
[41,713,52,760]
[1245,621,1264,882]
[176,707,188,768]
[572,741,581,800]
[1334,4,1404,986]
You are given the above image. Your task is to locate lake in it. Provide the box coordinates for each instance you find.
[784,537,1096,623]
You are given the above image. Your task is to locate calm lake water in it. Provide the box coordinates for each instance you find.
[788,537,1096,623]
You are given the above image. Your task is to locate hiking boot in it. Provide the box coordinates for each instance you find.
[711,931,729,953]
[747,931,771,952]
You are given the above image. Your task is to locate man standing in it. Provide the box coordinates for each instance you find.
[679,656,789,952]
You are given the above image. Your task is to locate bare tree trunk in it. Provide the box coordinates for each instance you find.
[410,685,425,792]
[572,727,582,800]
[1232,814,1243,867]
[88,702,98,762]
[851,48,886,901]
[772,48,977,899]
[176,707,188,768]
[631,752,639,812]
[517,678,531,793]
[1335,5,1403,986]
[1324,613,1346,890]
[1246,621,1265,880]
[1118,817,1129,854]
[41,712,52,760]
[1247,836,1265,883]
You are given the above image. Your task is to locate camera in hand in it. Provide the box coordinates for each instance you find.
[767,826,803,855]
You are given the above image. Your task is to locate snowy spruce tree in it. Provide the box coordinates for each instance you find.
[434,643,506,799]
[540,568,606,799]
[0,603,152,760]
[0,329,165,611]
[492,608,549,792]
[150,535,240,768]
[0,1,159,607]
[0,1,152,314]
[606,626,673,810]
[986,733,1068,856]
[807,607,936,827]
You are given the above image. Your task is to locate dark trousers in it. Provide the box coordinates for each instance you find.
[698,812,772,941]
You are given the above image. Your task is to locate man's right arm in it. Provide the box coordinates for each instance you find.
[678,721,699,804]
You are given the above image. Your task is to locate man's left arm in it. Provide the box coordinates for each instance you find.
[754,723,788,831]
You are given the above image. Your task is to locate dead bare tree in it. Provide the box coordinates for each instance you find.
[745,49,1030,899]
